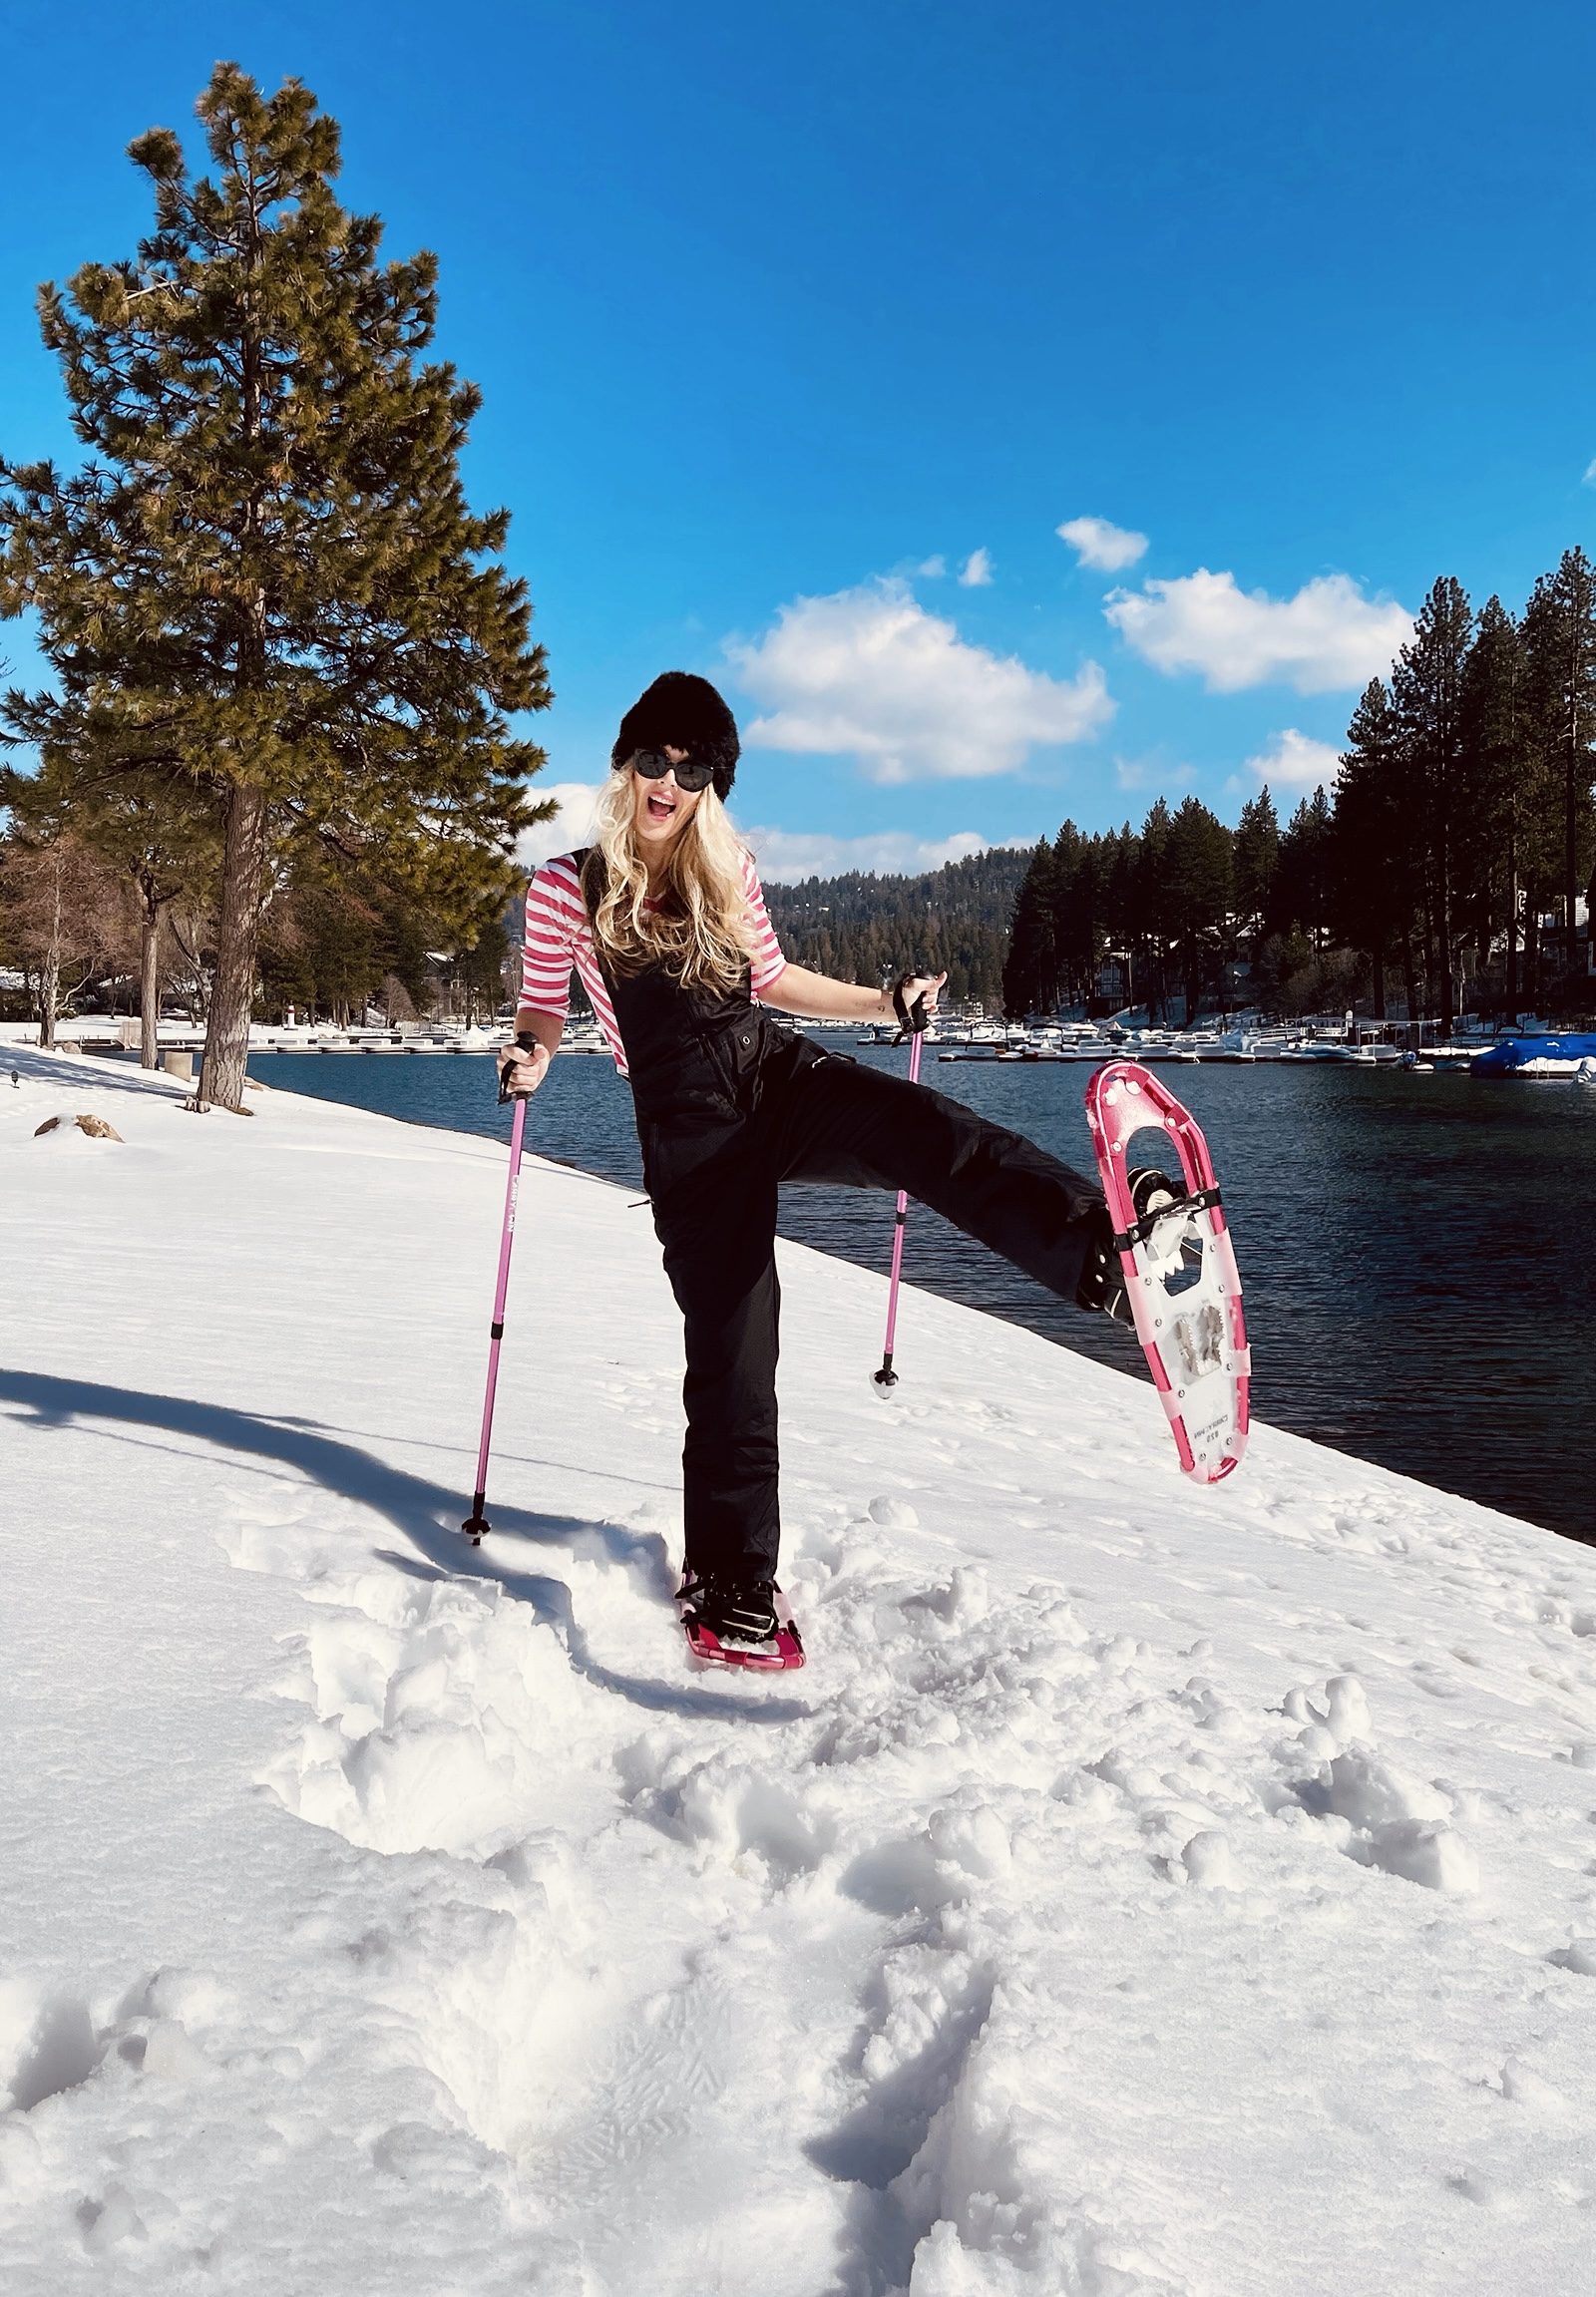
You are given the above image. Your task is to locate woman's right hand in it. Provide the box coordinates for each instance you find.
[498,1039,551,1099]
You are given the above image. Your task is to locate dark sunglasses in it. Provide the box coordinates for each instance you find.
[626,747,715,794]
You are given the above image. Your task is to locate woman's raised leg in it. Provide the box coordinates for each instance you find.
[769,1054,1110,1307]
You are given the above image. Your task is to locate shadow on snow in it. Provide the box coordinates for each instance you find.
[0,1365,810,1725]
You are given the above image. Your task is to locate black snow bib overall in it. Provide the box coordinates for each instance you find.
[576,853,1106,1585]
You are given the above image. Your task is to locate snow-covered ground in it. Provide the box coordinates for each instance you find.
[4,1043,1596,2296]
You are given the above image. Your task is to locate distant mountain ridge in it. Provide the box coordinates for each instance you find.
[759,845,1030,1006]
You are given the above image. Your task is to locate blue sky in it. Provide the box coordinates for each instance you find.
[5,0,1596,876]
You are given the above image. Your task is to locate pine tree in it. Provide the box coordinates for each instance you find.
[1049,821,1097,1008]
[1000,839,1062,1016]
[1232,786,1280,958]
[1134,799,1173,1021]
[1274,789,1337,1008]
[1332,682,1406,1017]
[1162,796,1233,1023]
[0,66,552,1109]
[1391,576,1472,1028]
[1101,823,1141,1012]
[1457,599,1535,1014]
[1521,548,1596,995]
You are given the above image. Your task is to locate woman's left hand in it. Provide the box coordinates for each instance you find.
[895,970,946,1019]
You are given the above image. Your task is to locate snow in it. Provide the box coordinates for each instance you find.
[4,1041,1596,2295]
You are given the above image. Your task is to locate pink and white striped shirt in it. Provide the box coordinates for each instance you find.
[519,850,789,1076]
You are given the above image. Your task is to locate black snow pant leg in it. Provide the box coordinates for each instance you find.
[646,1047,1108,1589]
[772,1053,1109,1306]
[651,1143,783,1586]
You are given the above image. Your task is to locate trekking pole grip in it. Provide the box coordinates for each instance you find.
[498,1029,544,1105]
[891,974,930,1042]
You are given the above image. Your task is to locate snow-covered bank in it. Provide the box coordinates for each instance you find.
[3,1046,1596,2296]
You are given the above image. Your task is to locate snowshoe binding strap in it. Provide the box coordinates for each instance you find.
[677,1572,805,1672]
[1110,1183,1221,1255]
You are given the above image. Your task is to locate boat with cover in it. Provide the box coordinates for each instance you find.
[1469,1032,1596,1077]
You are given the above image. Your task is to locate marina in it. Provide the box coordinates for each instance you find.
[42,1001,1594,1082]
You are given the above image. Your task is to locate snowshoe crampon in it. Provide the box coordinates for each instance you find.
[1085,1061,1250,1484]
[676,1573,805,1671]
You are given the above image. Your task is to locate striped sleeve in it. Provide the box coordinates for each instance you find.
[741,852,788,997]
[520,855,629,1072]
[520,857,585,1023]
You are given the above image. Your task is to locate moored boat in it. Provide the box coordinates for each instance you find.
[1469,1032,1596,1078]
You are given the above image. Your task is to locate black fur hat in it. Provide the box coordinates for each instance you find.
[611,671,740,802]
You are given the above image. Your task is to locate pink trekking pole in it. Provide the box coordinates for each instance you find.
[462,1057,534,1545]
[874,984,929,1388]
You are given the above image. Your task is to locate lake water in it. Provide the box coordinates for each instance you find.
[251,1043,1596,1547]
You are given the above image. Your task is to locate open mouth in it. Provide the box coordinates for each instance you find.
[646,790,679,822]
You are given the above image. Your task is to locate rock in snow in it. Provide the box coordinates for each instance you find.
[3,1040,1596,2294]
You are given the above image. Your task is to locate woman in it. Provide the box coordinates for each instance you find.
[504,672,1141,1667]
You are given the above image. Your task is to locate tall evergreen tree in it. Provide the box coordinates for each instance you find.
[0,66,552,1110]
[1457,598,1534,1013]
[1232,786,1280,955]
[1276,788,1336,952]
[1332,681,1406,1017]
[1162,796,1233,1022]
[1134,799,1173,1021]
[1101,823,1141,1012]
[1391,576,1472,1028]
[1000,838,1062,1016]
[1050,821,1101,1008]
[1521,548,1596,990]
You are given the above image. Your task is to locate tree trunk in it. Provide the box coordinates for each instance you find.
[1435,853,1454,1032]
[198,785,268,1109]
[1372,932,1387,1021]
[37,848,64,1050]
[1401,934,1419,1027]
[1567,672,1584,983]
[138,883,172,1072]
[38,944,60,1050]
[1504,850,1519,1016]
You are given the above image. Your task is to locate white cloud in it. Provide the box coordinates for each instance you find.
[958,548,994,587]
[727,577,1112,783]
[1057,516,1149,573]
[1113,755,1195,793]
[1105,569,1411,694]
[517,779,604,868]
[1584,460,1596,489]
[739,825,1023,883]
[917,554,948,577]
[1235,728,1344,794]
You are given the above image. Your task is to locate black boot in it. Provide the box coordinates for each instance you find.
[1077,1168,1183,1325]
[678,1569,780,1646]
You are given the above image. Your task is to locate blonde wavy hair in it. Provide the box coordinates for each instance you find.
[582,767,754,991]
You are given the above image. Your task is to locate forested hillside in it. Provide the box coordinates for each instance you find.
[1001,559,1596,1026]
[760,845,1029,1005]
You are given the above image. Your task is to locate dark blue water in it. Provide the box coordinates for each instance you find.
[252,1045,1596,1546]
